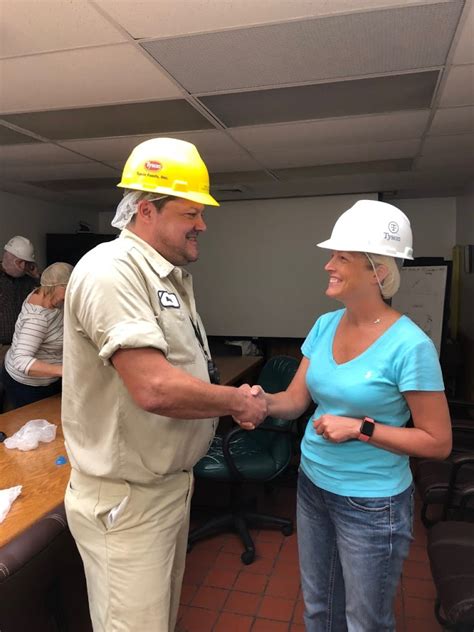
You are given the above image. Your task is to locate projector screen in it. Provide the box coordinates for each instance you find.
[191,193,377,338]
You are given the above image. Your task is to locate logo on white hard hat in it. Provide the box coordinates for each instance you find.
[388,221,399,234]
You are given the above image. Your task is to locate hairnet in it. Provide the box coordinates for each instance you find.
[40,262,73,287]
[111,191,167,230]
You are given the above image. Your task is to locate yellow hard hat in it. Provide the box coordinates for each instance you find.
[117,137,219,207]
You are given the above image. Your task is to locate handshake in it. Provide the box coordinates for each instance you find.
[233,383,268,431]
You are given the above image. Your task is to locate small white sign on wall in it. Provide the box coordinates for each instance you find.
[391,266,448,356]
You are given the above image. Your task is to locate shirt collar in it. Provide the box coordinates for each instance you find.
[120,228,191,281]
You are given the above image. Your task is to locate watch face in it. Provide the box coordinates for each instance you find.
[361,419,375,437]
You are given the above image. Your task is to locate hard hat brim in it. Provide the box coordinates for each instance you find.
[117,182,219,207]
[316,239,413,260]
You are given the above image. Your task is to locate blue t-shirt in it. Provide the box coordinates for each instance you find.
[300,309,444,497]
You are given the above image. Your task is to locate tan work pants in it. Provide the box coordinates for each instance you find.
[65,469,193,632]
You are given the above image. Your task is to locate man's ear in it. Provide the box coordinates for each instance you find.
[135,199,156,223]
[15,258,27,273]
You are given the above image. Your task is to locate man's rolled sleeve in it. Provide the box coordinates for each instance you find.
[98,320,169,364]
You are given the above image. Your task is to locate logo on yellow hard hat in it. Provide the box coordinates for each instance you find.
[145,160,162,171]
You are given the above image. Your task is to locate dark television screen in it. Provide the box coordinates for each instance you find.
[46,233,117,266]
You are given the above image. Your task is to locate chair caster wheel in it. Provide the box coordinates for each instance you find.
[281,524,293,536]
[241,550,255,565]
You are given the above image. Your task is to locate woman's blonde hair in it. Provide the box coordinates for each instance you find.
[40,262,73,296]
[365,253,401,299]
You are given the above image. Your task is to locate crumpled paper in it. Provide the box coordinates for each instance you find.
[4,419,56,451]
[0,486,22,523]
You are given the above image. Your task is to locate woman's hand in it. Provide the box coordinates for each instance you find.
[313,414,360,443]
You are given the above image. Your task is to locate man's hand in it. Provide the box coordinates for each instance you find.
[313,414,360,443]
[233,384,268,430]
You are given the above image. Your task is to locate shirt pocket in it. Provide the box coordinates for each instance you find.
[157,308,197,366]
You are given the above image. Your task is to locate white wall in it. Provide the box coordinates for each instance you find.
[0,191,99,269]
[98,194,457,337]
[394,197,457,260]
[456,183,474,340]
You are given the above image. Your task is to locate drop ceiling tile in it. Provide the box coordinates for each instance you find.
[62,130,245,162]
[0,124,41,145]
[452,1,474,65]
[0,143,92,168]
[231,111,430,152]
[0,44,183,114]
[257,138,420,169]
[429,106,474,136]
[421,132,474,156]
[275,158,413,180]
[2,101,213,141]
[0,161,119,182]
[62,129,258,171]
[200,72,438,127]
[96,0,429,39]
[142,2,462,93]
[438,64,474,107]
[0,0,126,58]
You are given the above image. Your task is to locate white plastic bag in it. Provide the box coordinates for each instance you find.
[4,419,57,451]
[0,486,22,523]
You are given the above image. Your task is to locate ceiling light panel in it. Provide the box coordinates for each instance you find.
[200,72,438,127]
[2,100,213,141]
[142,2,462,93]
[452,1,474,65]
[231,111,430,151]
[0,44,183,114]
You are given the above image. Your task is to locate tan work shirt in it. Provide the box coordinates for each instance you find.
[62,229,217,483]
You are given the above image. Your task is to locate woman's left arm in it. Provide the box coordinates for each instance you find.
[314,391,452,459]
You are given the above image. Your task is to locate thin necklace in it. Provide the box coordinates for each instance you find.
[373,317,382,324]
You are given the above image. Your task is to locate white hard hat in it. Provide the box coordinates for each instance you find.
[317,200,414,260]
[4,236,36,262]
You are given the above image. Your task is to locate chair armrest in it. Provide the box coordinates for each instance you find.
[443,452,474,519]
[221,421,293,480]
[458,484,474,517]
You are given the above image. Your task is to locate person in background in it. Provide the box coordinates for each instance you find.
[62,137,266,632]
[2,262,73,409]
[249,200,452,632]
[0,235,40,367]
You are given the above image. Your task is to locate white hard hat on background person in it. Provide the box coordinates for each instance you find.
[4,236,36,262]
[317,200,414,260]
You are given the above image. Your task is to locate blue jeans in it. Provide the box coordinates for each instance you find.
[297,469,414,632]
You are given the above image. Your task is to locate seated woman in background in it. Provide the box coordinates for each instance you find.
[2,262,73,409]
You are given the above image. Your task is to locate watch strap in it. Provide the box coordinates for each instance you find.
[358,416,375,442]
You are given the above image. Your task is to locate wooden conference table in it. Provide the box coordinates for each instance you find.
[0,355,263,548]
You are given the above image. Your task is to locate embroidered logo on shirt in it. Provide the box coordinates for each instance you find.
[158,291,180,308]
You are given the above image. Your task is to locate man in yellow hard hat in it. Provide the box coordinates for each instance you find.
[61,138,267,632]
[0,236,40,370]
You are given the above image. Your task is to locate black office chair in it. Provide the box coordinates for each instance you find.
[188,355,299,564]
[415,400,474,527]
[428,485,474,631]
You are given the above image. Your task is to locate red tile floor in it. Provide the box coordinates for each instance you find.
[177,479,442,632]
